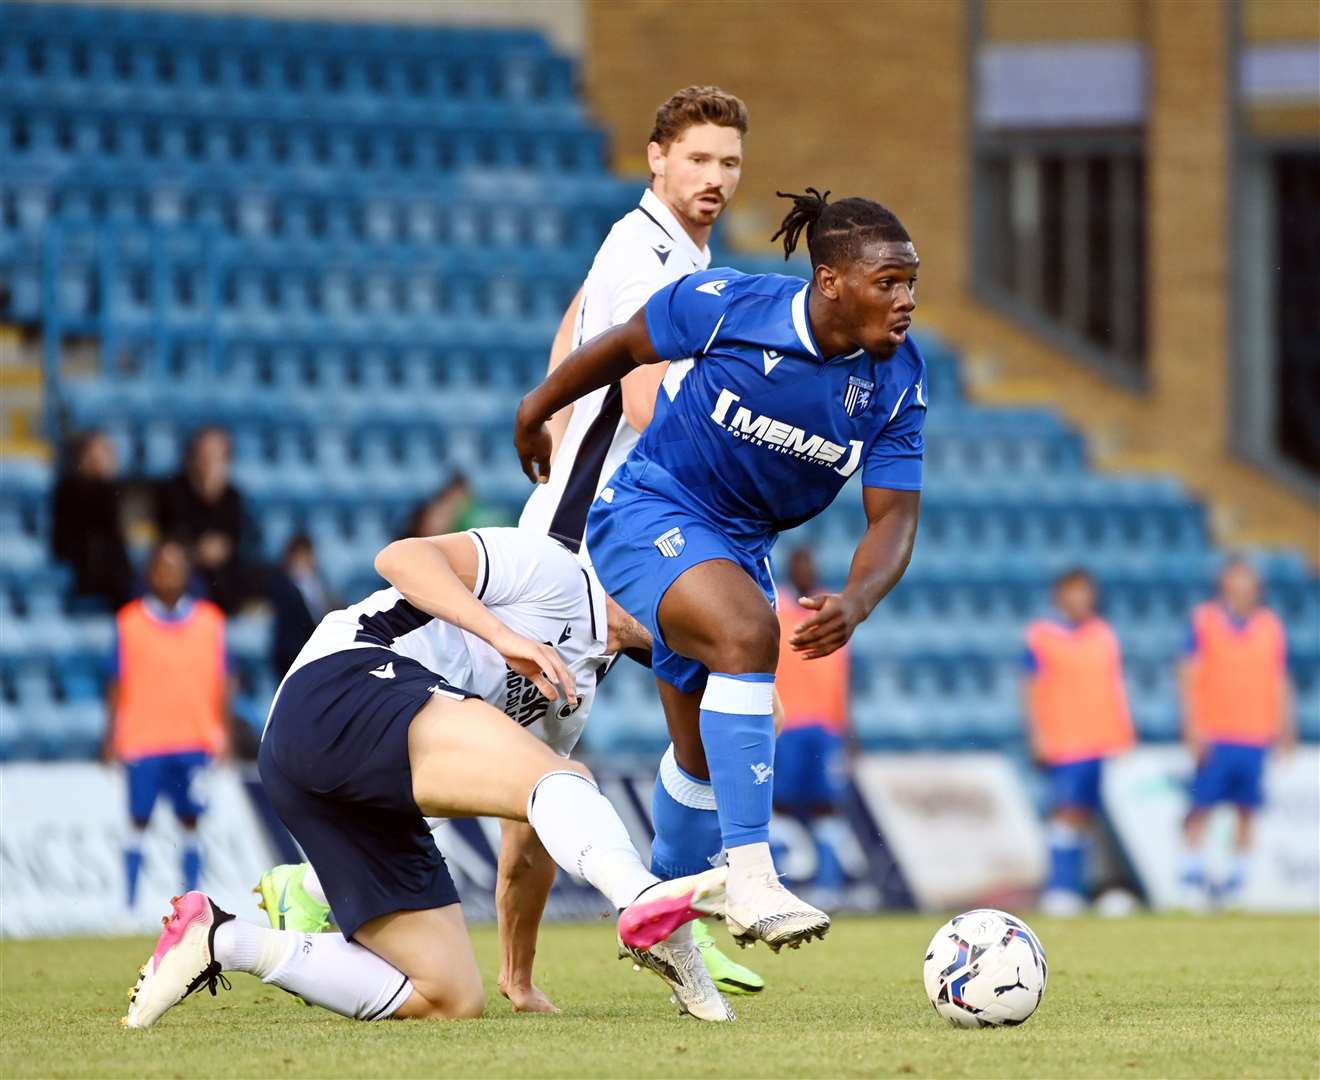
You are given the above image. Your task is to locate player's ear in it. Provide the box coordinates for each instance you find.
[646,141,666,180]
[814,262,841,301]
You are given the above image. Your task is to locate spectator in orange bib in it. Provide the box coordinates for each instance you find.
[1022,568,1134,916]
[774,548,852,897]
[1178,557,1295,910]
[104,541,235,907]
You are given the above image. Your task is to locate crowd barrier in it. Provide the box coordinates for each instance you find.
[3,749,1315,938]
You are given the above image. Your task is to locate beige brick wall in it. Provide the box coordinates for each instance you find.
[584,0,966,316]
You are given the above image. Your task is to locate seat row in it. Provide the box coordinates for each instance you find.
[15,257,584,334]
[3,3,557,60]
[3,179,637,255]
[2,32,576,112]
[4,105,609,178]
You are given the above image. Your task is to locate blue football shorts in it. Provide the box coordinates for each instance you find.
[1191,742,1268,810]
[774,725,847,812]
[587,473,775,694]
[1046,757,1105,813]
[125,750,210,826]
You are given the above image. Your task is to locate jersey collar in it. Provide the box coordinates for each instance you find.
[143,595,194,623]
[791,283,866,363]
[639,189,709,269]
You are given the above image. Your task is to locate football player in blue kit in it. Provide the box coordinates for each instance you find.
[515,189,925,950]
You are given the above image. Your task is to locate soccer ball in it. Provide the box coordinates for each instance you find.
[923,909,1047,1027]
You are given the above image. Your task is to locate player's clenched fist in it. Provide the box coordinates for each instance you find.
[514,398,554,484]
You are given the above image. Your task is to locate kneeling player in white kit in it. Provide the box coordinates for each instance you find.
[123,528,736,1026]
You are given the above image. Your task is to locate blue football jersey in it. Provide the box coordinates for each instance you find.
[620,268,926,550]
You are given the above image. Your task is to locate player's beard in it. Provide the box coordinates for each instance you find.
[675,189,725,229]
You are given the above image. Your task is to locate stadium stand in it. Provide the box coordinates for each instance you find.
[1,1,1316,763]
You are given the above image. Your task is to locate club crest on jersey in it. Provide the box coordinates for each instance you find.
[654,527,686,558]
[843,375,875,418]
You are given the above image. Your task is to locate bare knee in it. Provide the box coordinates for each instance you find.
[705,611,779,674]
[410,979,486,1020]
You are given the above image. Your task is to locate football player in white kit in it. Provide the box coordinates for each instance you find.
[520,85,767,996]
[123,528,736,1026]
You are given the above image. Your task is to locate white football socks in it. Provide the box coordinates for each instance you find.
[213,920,413,1021]
[526,770,659,909]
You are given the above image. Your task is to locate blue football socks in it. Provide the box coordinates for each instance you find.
[699,673,776,850]
[1045,820,1086,897]
[182,843,202,892]
[125,846,144,907]
[649,745,722,879]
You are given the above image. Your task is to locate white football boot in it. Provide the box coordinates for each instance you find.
[123,892,234,1028]
[616,867,735,1022]
[724,870,831,952]
[619,922,735,1022]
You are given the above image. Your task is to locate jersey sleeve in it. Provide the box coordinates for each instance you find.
[862,358,927,491]
[643,268,740,361]
[467,527,581,616]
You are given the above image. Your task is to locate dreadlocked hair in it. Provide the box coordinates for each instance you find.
[771,188,911,268]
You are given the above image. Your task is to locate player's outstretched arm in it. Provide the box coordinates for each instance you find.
[374,535,576,705]
[514,306,661,483]
[495,819,560,1014]
[790,487,921,659]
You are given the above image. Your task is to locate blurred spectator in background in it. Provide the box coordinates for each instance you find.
[401,472,504,538]
[1023,569,1134,916]
[267,533,336,680]
[155,426,247,612]
[103,541,233,907]
[50,430,135,611]
[1179,557,1295,911]
[774,547,852,898]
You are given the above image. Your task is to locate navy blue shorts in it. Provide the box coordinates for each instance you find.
[774,725,847,812]
[1047,758,1105,813]
[1191,742,1268,810]
[259,647,478,940]
[125,750,210,826]
[587,472,775,694]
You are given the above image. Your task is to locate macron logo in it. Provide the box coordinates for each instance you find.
[369,662,396,680]
[696,279,729,297]
[763,349,784,376]
[652,243,671,265]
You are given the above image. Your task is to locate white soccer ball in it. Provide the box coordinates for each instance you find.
[923,909,1048,1027]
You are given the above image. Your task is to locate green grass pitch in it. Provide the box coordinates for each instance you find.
[2,913,1317,1078]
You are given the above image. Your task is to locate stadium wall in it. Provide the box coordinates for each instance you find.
[583,0,1320,561]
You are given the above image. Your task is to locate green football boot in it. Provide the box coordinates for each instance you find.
[253,863,333,934]
[693,918,765,995]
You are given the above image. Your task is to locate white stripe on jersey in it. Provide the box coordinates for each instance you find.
[271,529,609,757]
[519,189,711,551]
